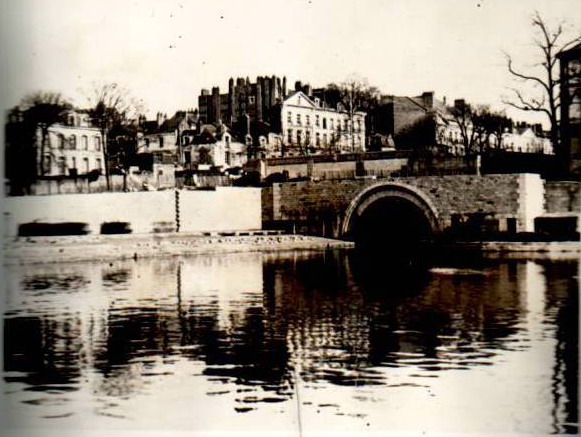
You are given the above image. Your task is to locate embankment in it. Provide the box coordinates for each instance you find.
[3,232,354,265]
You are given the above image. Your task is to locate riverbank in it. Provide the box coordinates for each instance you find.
[3,232,355,265]
[444,240,580,260]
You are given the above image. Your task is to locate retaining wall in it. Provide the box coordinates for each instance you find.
[265,174,544,235]
[3,188,261,237]
[264,158,408,180]
[544,181,580,213]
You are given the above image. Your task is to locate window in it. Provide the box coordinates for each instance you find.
[316,115,320,126]
[43,155,51,173]
[323,133,327,145]
[296,113,301,125]
[82,135,88,150]
[58,157,67,175]
[287,129,293,143]
[58,134,65,149]
[94,136,101,151]
[296,130,302,144]
[287,112,292,123]
[316,132,320,146]
[306,130,311,145]
[71,157,76,170]
[68,135,76,149]
[83,157,89,173]
[323,118,327,129]
[330,119,334,130]
[96,158,102,171]
[249,96,255,105]
[159,136,164,148]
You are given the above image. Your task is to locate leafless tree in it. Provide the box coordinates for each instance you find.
[85,83,144,190]
[333,74,380,152]
[448,100,482,156]
[503,11,580,156]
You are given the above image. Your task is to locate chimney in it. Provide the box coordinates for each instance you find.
[454,99,465,110]
[422,91,434,109]
[295,80,302,92]
[304,83,313,97]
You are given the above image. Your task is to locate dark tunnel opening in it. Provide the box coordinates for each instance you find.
[351,196,436,263]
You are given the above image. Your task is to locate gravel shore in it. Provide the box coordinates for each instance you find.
[3,232,355,265]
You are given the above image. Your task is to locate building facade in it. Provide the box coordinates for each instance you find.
[198,75,288,126]
[280,91,366,156]
[37,111,104,176]
[558,42,581,176]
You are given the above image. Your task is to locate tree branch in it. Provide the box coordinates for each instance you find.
[505,54,551,93]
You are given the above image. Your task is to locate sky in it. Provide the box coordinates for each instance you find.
[0,0,580,127]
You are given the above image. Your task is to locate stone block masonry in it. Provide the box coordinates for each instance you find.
[264,174,546,236]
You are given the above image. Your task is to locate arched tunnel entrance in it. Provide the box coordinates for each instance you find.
[342,183,440,260]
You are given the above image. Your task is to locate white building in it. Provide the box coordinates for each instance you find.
[499,128,553,154]
[280,91,366,156]
[38,111,104,176]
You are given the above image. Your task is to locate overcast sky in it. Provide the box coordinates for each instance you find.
[1,0,580,126]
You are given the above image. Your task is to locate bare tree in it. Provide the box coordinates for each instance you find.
[86,82,144,190]
[503,11,581,157]
[330,74,379,152]
[448,100,481,156]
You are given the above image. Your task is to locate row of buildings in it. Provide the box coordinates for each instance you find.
[11,43,581,184]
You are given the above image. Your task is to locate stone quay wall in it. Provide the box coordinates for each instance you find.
[3,187,261,238]
[544,181,580,214]
[264,174,545,236]
[264,158,409,180]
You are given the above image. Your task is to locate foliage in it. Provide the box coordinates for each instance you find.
[5,91,72,193]
[394,115,437,151]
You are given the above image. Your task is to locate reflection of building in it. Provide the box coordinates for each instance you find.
[37,110,104,176]
[280,91,366,156]
[557,42,581,176]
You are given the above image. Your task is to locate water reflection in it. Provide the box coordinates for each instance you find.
[3,251,578,434]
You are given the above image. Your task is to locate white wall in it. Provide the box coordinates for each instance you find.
[179,187,261,232]
[518,174,545,232]
[4,188,262,237]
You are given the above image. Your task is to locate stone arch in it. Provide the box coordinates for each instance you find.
[341,182,441,241]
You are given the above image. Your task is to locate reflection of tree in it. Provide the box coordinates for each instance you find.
[4,317,82,390]
[6,255,574,420]
[542,261,578,434]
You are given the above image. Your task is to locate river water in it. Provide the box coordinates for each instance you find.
[2,250,578,436]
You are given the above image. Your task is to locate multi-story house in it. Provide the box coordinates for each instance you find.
[280,91,366,156]
[136,110,198,166]
[38,110,104,176]
[557,42,581,176]
[181,123,248,170]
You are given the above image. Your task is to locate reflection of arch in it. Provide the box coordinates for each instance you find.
[341,182,440,239]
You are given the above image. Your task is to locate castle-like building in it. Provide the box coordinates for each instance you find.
[198,75,288,127]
